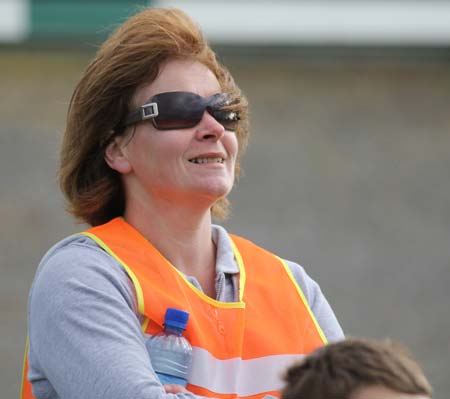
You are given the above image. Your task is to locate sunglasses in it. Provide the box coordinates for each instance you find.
[121,91,240,131]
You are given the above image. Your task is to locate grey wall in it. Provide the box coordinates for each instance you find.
[1,49,449,399]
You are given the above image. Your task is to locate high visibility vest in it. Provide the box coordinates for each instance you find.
[21,217,326,399]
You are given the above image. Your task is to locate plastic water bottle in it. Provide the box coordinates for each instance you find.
[146,308,193,387]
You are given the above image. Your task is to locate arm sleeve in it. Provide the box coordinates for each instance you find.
[283,259,344,343]
[28,241,204,399]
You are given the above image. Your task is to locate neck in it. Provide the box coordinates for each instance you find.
[124,193,218,297]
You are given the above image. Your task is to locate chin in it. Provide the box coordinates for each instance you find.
[193,181,233,200]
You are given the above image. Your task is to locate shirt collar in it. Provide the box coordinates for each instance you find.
[211,224,239,275]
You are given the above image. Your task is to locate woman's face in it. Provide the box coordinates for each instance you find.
[108,58,238,210]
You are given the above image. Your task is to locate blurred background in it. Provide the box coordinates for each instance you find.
[1,1,449,398]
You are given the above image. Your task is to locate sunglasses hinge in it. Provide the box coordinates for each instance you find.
[141,102,159,120]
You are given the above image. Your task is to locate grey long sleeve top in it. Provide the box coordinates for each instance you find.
[27,225,344,399]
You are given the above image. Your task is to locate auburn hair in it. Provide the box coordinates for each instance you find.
[59,7,249,226]
[281,338,432,399]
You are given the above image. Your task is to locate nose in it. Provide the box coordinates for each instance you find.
[195,111,225,141]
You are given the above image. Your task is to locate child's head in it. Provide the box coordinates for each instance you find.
[281,338,432,399]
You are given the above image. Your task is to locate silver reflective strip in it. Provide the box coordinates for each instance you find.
[188,346,305,396]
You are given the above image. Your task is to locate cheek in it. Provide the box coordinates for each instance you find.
[226,133,239,160]
[123,132,160,176]
[130,131,179,164]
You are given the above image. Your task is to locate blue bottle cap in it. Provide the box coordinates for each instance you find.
[164,308,190,330]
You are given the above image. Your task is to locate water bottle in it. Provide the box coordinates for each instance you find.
[146,308,193,387]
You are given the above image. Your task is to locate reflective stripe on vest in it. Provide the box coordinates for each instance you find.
[21,217,326,399]
[189,347,306,396]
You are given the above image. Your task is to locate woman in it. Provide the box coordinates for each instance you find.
[23,7,343,399]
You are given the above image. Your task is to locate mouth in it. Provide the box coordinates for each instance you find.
[188,157,225,164]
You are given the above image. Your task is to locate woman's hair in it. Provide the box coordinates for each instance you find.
[281,338,432,399]
[59,7,249,226]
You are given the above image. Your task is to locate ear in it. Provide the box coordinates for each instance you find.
[104,135,132,174]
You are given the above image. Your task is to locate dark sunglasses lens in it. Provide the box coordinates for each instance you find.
[211,110,239,131]
[153,117,199,130]
[145,92,239,131]
[217,119,238,131]
[153,92,204,130]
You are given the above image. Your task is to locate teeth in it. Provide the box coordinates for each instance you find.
[189,157,224,164]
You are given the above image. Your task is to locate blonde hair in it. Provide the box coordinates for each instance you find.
[59,8,249,226]
[282,338,432,399]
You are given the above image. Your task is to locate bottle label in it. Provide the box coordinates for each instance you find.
[156,372,188,387]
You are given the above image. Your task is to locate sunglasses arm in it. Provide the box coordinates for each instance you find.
[123,102,159,127]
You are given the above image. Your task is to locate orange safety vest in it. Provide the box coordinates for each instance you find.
[21,217,326,399]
